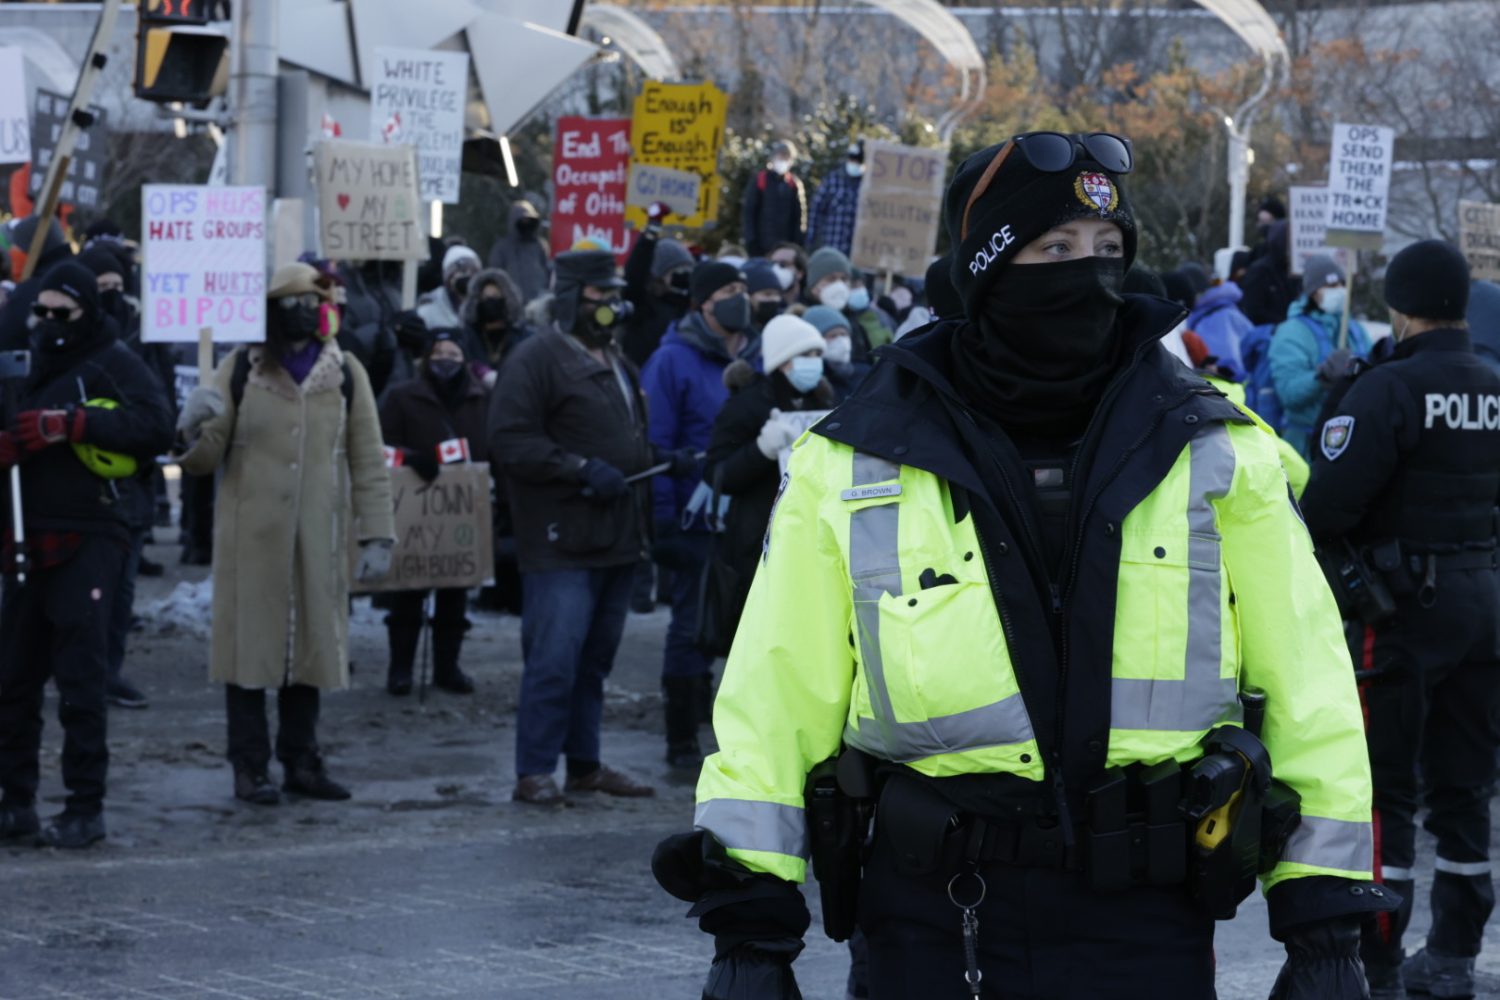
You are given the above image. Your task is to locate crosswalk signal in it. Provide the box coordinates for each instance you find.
[134,0,230,104]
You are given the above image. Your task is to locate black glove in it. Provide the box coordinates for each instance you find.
[1268,915,1369,1000]
[657,445,700,479]
[581,458,628,501]
[1317,348,1352,383]
[394,310,428,354]
[403,447,440,483]
[703,941,803,1000]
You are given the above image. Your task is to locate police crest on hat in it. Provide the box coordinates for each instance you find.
[1074,172,1119,214]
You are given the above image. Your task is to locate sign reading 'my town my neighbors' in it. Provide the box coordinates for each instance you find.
[314,140,427,260]
[351,464,494,594]
[141,185,267,343]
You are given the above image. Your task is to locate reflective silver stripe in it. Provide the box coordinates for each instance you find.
[1281,815,1374,873]
[845,452,1036,760]
[1435,857,1493,877]
[694,798,808,859]
[850,453,903,752]
[1113,424,1241,732]
[1379,866,1415,881]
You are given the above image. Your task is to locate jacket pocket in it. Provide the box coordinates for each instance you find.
[867,581,1020,755]
[545,494,631,555]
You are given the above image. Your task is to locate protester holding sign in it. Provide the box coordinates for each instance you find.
[177,263,395,807]
[698,315,833,665]
[0,260,175,849]
[621,202,695,368]
[378,329,492,697]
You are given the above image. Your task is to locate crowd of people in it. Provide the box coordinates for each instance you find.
[1,124,1498,1000]
[0,136,940,845]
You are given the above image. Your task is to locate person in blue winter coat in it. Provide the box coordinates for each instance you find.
[1465,279,1500,374]
[1187,279,1254,381]
[639,260,759,769]
[1268,254,1371,459]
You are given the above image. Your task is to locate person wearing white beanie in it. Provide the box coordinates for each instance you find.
[417,244,483,333]
[760,313,826,378]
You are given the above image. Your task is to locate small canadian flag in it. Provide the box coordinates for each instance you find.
[381,112,403,143]
[383,446,403,469]
[321,113,343,139]
[436,438,470,465]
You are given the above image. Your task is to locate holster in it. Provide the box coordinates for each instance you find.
[1182,724,1277,920]
[1317,540,1396,625]
[804,749,877,943]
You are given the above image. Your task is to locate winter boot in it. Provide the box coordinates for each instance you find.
[385,617,422,696]
[1403,948,1476,998]
[233,767,280,805]
[0,801,39,840]
[37,811,106,849]
[663,676,703,770]
[1364,958,1405,1000]
[431,620,474,694]
[282,753,351,801]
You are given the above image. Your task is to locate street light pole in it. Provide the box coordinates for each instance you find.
[1226,118,1251,251]
[228,0,278,189]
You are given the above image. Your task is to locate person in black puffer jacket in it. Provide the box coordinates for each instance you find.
[378,330,493,697]
[701,314,834,662]
[0,260,175,850]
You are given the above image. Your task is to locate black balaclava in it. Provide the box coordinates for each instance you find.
[31,260,103,357]
[942,135,1137,438]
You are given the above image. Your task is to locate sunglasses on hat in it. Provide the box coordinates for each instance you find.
[960,131,1134,241]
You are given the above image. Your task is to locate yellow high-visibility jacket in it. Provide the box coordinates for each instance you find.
[695,319,1374,899]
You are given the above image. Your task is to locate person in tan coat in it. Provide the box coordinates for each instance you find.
[177,263,395,805]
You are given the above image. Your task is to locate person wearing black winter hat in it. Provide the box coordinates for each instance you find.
[654,131,1393,1000]
[1301,239,1500,1000]
[0,259,175,849]
[640,258,758,769]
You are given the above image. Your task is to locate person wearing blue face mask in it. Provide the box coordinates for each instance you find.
[808,140,866,257]
[1268,254,1372,460]
[701,314,834,667]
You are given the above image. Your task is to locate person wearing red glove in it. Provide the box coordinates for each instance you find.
[0,260,175,850]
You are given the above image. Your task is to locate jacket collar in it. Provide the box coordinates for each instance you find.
[247,339,345,402]
[673,311,758,364]
[1390,326,1471,358]
[813,295,1242,492]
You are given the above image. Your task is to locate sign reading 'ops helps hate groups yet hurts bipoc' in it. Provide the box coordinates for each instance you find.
[141,185,267,344]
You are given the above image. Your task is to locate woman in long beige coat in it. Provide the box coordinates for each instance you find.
[178,263,395,805]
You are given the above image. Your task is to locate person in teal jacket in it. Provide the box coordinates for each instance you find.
[1268,254,1371,459]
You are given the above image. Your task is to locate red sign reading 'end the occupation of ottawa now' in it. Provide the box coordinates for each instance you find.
[141,184,268,344]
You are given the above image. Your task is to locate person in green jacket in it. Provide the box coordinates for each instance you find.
[655,132,1394,1000]
[1268,254,1371,460]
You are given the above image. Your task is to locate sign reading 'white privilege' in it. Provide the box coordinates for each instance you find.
[368,48,469,205]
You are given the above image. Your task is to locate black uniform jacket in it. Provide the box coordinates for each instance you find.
[812,295,1248,816]
[2,326,175,540]
[1301,328,1500,550]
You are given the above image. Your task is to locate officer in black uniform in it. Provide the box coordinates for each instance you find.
[1301,239,1500,999]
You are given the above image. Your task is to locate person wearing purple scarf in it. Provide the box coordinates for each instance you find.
[175,263,396,808]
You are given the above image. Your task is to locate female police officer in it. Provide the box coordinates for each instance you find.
[654,133,1396,999]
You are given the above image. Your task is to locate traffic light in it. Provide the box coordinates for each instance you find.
[134,0,230,104]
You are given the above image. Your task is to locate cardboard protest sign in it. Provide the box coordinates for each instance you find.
[850,141,947,278]
[30,88,108,208]
[352,463,495,594]
[1287,186,1352,277]
[368,47,469,205]
[141,185,267,344]
[1327,123,1395,247]
[627,163,701,219]
[550,117,632,259]
[314,140,427,260]
[777,410,833,474]
[0,48,29,165]
[624,81,727,231]
[1459,201,1500,283]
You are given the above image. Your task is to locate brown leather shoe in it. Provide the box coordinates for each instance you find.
[564,765,656,798]
[512,774,565,806]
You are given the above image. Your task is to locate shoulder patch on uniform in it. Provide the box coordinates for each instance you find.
[1320,415,1355,461]
[763,471,791,563]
